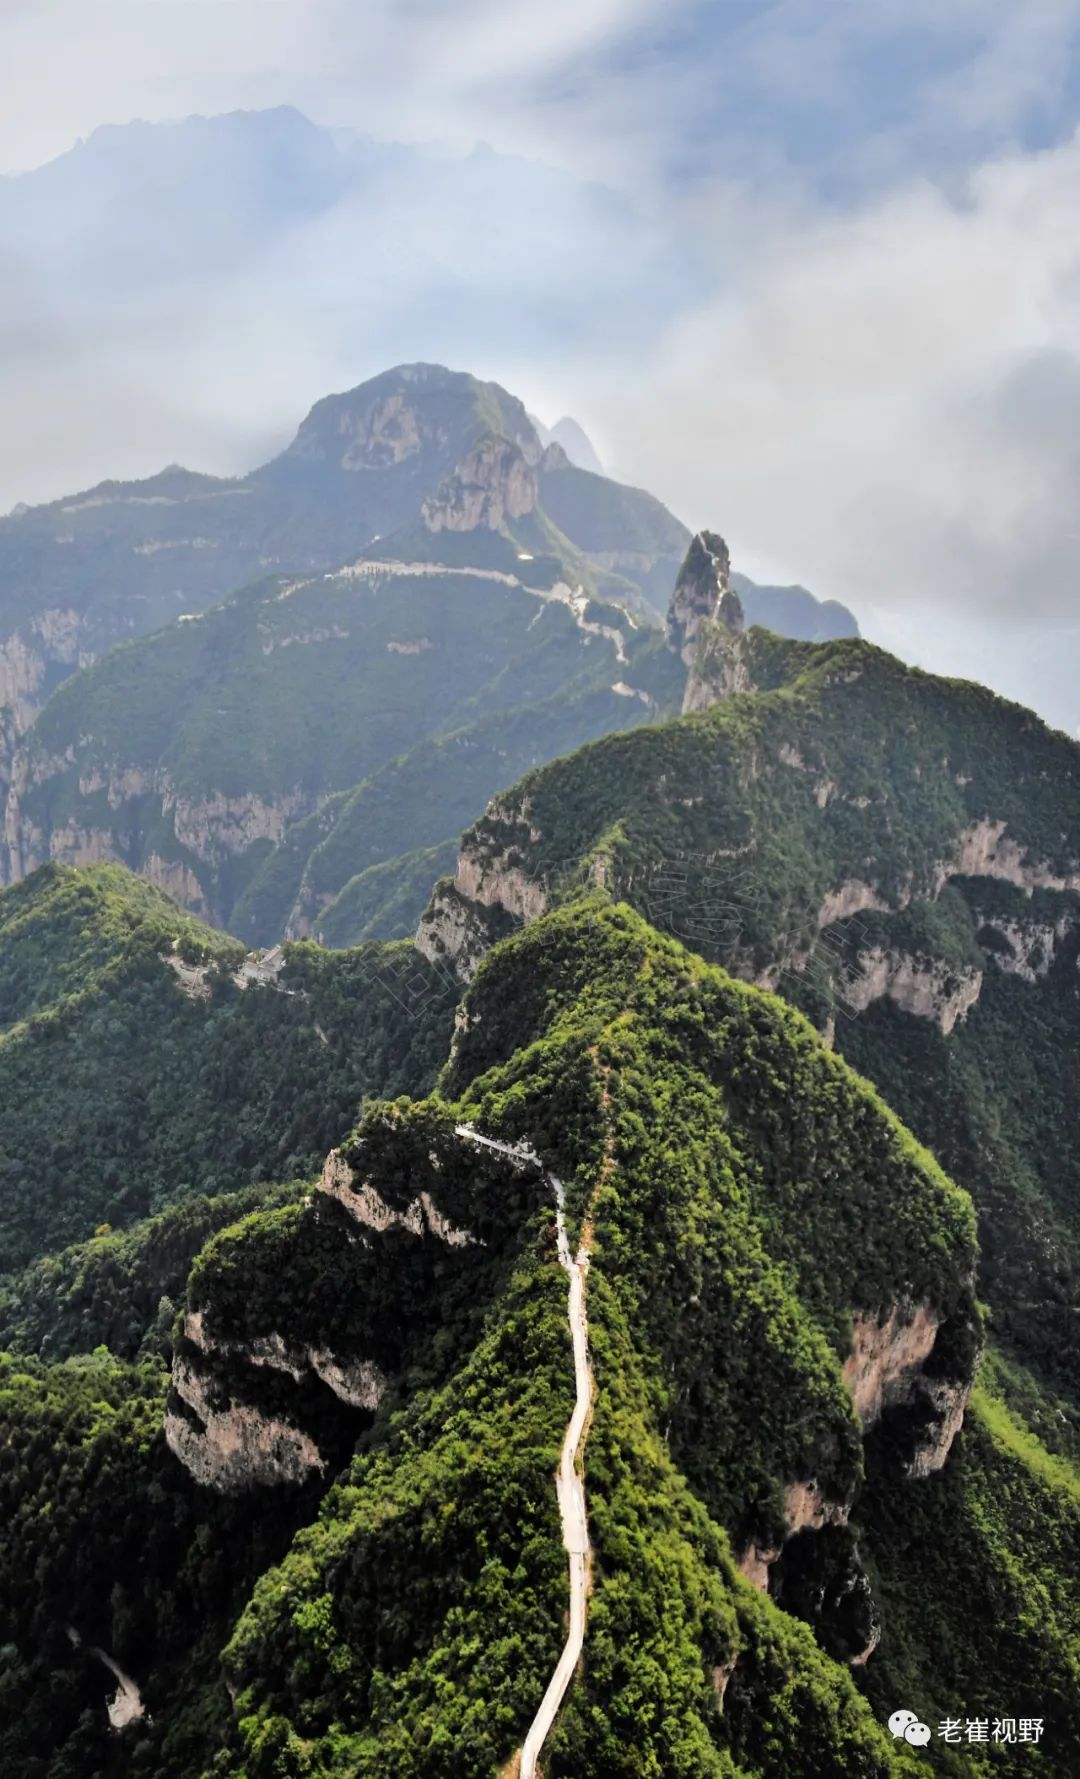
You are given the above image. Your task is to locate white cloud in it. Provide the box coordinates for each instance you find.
[0,0,663,175]
[575,126,1080,725]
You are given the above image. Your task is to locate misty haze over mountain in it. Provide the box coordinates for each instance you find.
[2,1,1079,735]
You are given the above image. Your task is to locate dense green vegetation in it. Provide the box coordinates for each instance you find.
[0,1348,318,1779]
[233,652,683,946]
[3,595,1078,1777]
[160,900,973,1777]
[858,1368,1080,1775]
[10,562,672,932]
[462,635,1080,959]
[0,864,455,1269]
[0,884,1075,1774]
[447,901,977,1540]
[0,1181,305,1362]
[312,841,460,947]
[447,635,1080,1412]
[1,364,856,951]
[835,883,1080,1398]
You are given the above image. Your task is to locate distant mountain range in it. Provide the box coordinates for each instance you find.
[0,106,697,511]
[0,362,857,940]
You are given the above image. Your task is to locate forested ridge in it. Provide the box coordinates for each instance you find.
[3,607,1080,1776]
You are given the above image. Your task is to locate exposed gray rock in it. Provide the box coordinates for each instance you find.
[666,530,735,664]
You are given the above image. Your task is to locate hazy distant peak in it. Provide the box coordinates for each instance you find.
[528,413,603,473]
[549,417,603,474]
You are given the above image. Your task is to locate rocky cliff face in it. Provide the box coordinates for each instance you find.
[666,531,729,657]
[415,798,555,981]
[837,946,984,1034]
[164,1289,388,1492]
[0,609,95,838]
[2,745,317,921]
[284,363,541,478]
[164,1109,528,1492]
[943,816,1080,896]
[424,724,1080,1012]
[0,608,86,734]
[666,531,736,661]
[421,434,539,534]
[738,1297,972,1594]
[318,1146,479,1246]
[663,530,753,713]
[977,909,1073,979]
[165,1347,327,1491]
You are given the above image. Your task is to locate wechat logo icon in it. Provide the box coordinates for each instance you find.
[889,1708,932,1747]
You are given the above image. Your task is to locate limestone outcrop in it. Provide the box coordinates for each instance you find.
[164,1298,390,1491]
[421,435,539,534]
[837,947,983,1034]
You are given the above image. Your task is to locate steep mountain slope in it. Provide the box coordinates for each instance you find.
[416,557,1080,1420]
[5,901,1077,1774]
[1,554,676,929]
[0,377,859,943]
[0,863,455,1270]
[0,363,686,764]
[5,897,1018,1779]
[1,532,857,946]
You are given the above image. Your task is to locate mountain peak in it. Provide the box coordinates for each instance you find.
[280,363,541,477]
[528,411,603,473]
[667,528,738,661]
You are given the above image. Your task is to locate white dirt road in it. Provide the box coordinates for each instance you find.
[452,1125,594,1779]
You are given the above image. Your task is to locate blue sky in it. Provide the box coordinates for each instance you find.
[2,0,1080,725]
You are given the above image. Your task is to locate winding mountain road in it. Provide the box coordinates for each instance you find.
[453,1126,594,1778]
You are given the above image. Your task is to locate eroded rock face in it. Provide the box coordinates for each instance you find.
[667,531,752,714]
[165,1300,390,1491]
[415,878,498,982]
[843,1303,941,1423]
[165,1355,325,1490]
[421,435,538,534]
[738,1299,971,1596]
[290,389,425,471]
[455,844,549,925]
[666,531,732,663]
[2,743,313,909]
[416,807,550,980]
[843,1302,972,1476]
[0,608,87,744]
[817,879,892,928]
[838,947,983,1034]
[768,1524,882,1668]
[682,630,752,716]
[945,818,1080,895]
[143,854,210,915]
[738,1478,853,1590]
[978,913,1070,980]
[318,1147,478,1246]
[308,1350,386,1411]
[165,787,313,859]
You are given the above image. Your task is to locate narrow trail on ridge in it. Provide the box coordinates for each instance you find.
[452,1125,594,1778]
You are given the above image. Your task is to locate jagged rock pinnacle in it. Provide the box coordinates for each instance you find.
[666,530,743,664]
